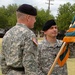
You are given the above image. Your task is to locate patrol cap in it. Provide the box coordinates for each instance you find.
[17,4,37,16]
[42,19,56,31]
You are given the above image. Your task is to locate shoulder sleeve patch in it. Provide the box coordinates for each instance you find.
[32,38,38,46]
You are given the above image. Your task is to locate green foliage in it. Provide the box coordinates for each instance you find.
[6,4,18,28]
[0,4,54,31]
[0,6,8,28]
[0,4,18,29]
[1,2,75,32]
[56,2,75,31]
[34,9,54,32]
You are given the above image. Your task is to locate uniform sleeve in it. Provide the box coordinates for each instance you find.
[37,44,45,75]
[2,38,23,67]
[22,37,38,75]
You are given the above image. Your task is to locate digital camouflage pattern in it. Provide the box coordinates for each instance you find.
[1,23,38,75]
[38,39,68,75]
[69,43,75,58]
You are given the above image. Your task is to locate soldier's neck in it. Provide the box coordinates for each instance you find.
[46,36,57,44]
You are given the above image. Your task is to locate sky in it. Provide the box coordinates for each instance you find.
[0,0,74,16]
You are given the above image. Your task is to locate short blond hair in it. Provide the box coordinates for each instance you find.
[16,11,28,19]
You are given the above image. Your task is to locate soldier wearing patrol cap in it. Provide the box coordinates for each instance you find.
[38,19,68,75]
[1,4,38,75]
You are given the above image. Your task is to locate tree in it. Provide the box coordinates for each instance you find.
[34,9,54,32]
[56,2,75,31]
[6,4,18,28]
[0,4,18,29]
[0,6,8,28]
[0,4,54,32]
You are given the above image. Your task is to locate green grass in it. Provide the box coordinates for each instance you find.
[0,70,2,75]
[0,38,75,75]
[67,58,75,75]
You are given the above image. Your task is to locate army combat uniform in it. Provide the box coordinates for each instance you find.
[1,23,38,75]
[38,39,68,75]
[69,43,75,58]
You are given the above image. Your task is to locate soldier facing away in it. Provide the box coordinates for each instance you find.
[38,20,68,75]
[1,4,38,75]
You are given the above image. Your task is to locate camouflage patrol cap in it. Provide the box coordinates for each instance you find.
[17,4,37,16]
[42,19,56,31]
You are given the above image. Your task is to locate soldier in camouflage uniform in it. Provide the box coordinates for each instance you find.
[69,43,75,58]
[1,4,38,75]
[38,20,68,75]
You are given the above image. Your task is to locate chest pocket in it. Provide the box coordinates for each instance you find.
[41,47,61,62]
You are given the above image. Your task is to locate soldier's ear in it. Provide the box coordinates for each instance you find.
[25,15,30,22]
[44,31,47,35]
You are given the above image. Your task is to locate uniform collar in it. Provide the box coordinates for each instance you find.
[42,38,62,48]
[16,23,28,29]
